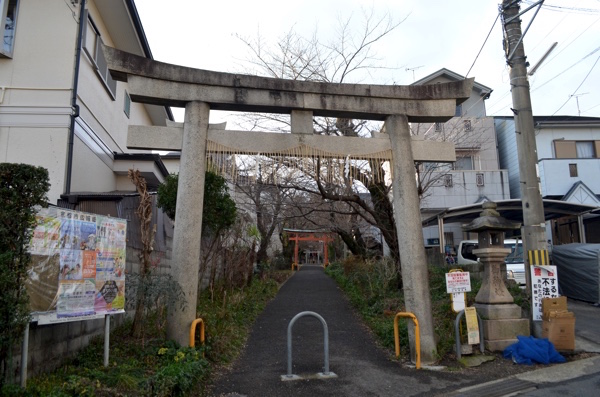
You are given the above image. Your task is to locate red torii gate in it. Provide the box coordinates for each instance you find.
[285,229,334,269]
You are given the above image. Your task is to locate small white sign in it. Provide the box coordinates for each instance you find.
[446,271,471,293]
[451,292,466,312]
[531,265,559,321]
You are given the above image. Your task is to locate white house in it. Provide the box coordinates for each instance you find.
[412,69,511,251]
[0,0,172,204]
[496,115,600,243]
[1,0,177,378]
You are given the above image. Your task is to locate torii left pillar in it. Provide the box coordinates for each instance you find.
[166,101,209,346]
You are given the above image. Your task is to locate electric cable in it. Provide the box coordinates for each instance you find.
[550,55,599,116]
[465,13,500,78]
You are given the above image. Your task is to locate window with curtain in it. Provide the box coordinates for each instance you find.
[576,141,594,158]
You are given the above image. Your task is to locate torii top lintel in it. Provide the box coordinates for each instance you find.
[102,44,474,123]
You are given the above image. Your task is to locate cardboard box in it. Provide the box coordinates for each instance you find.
[546,310,574,319]
[543,316,575,351]
[542,296,568,319]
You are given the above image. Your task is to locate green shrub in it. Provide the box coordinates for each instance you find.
[197,278,279,364]
[0,163,49,386]
[326,259,406,353]
[157,172,236,235]
[20,277,283,396]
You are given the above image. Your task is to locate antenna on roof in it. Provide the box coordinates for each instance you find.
[406,66,424,82]
[569,93,589,116]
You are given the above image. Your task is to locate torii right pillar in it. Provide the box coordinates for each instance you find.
[386,114,437,365]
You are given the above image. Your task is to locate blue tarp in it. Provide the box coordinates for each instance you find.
[503,335,566,365]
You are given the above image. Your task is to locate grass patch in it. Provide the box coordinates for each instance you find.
[327,257,523,363]
[326,257,404,353]
[7,272,289,396]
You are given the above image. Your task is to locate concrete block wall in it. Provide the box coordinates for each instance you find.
[9,314,125,384]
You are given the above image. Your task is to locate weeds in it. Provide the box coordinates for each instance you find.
[326,257,405,352]
[327,257,523,363]
[11,274,287,397]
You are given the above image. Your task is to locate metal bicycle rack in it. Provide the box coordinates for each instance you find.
[281,311,337,381]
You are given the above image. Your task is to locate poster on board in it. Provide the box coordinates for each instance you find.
[26,207,127,324]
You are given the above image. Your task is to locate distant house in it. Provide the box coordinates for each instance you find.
[0,0,172,204]
[495,115,600,243]
[411,69,510,252]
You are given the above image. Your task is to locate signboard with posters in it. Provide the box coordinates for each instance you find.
[530,265,559,321]
[26,207,126,324]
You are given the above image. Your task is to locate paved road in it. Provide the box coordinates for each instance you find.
[209,265,600,397]
[569,298,600,353]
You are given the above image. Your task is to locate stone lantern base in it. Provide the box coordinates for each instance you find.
[473,303,530,351]
[472,247,530,351]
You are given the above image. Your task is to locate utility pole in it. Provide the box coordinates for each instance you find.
[501,0,548,336]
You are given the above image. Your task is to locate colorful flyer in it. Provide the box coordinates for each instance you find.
[30,214,61,255]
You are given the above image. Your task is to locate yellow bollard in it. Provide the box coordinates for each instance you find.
[394,312,421,369]
[190,318,205,349]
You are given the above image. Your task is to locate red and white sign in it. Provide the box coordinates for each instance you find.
[446,271,471,293]
[531,265,559,321]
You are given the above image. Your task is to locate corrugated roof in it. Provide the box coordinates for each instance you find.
[422,199,599,228]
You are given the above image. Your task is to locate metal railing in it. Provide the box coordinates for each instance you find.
[190,318,205,349]
[394,312,421,369]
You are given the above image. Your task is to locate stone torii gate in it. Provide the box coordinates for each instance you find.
[103,44,473,364]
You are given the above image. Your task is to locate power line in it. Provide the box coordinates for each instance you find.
[533,46,600,92]
[465,12,500,78]
[551,55,599,116]
[523,0,600,15]
[536,16,600,75]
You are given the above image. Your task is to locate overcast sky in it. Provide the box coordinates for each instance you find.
[135,0,600,123]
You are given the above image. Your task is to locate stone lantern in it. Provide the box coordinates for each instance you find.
[463,202,530,351]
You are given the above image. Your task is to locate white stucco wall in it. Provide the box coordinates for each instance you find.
[0,1,168,203]
[0,1,79,203]
[536,127,600,159]
[539,159,600,197]
[420,170,510,209]
[1,127,69,201]
[71,135,116,193]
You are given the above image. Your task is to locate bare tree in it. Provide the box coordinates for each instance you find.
[128,169,156,338]
[231,10,406,265]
